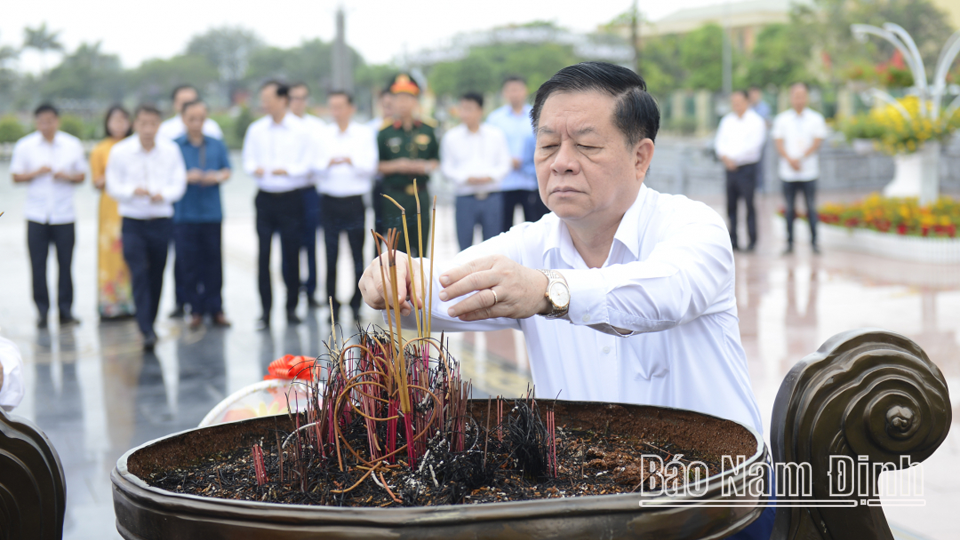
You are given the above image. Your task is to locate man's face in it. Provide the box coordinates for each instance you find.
[748,88,762,105]
[458,99,483,128]
[731,93,749,116]
[502,81,528,108]
[328,94,354,124]
[35,111,59,139]
[534,90,650,226]
[790,84,809,111]
[289,85,309,116]
[135,111,161,142]
[260,85,288,117]
[183,104,207,137]
[173,87,198,116]
[393,92,418,118]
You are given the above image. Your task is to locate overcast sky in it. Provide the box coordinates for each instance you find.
[3,0,732,72]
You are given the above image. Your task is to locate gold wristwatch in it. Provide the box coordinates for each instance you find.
[538,269,570,319]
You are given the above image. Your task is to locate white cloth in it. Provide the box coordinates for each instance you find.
[772,108,829,182]
[297,113,328,185]
[390,185,763,434]
[9,131,87,224]
[157,116,224,141]
[105,136,187,219]
[0,336,24,412]
[440,123,512,197]
[715,109,767,167]
[242,113,315,193]
[316,122,378,198]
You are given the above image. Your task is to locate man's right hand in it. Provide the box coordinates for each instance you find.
[359,251,425,317]
[512,157,521,170]
[134,187,150,196]
[35,166,53,177]
[253,168,265,177]
[187,169,205,183]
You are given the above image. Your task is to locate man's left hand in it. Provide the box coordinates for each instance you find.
[150,193,164,203]
[438,255,549,321]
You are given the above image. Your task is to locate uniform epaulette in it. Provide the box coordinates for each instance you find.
[419,117,438,128]
[380,118,395,131]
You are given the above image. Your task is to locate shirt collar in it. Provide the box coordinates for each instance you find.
[542,184,648,268]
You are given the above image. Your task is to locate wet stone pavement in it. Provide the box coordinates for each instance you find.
[0,156,958,539]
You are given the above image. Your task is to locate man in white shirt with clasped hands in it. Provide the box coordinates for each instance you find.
[11,104,87,329]
[773,82,828,255]
[242,81,316,329]
[106,105,188,351]
[441,92,512,250]
[715,91,767,252]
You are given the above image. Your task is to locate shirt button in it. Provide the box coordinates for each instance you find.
[602,346,611,354]
[582,314,590,323]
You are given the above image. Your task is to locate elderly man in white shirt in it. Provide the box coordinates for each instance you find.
[0,336,24,412]
[11,104,86,329]
[157,84,224,142]
[715,91,767,252]
[106,104,187,351]
[243,81,316,329]
[288,82,328,308]
[441,93,512,250]
[360,63,773,538]
[315,91,378,322]
[773,83,828,255]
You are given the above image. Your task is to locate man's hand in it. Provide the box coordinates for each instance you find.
[93,176,106,190]
[187,169,205,183]
[253,167,265,177]
[150,193,164,203]
[359,251,424,316]
[512,157,521,170]
[721,157,737,171]
[36,166,53,177]
[134,187,150,197]
[789,158,802,171]
[438,255,550,321]
[467,177,493,185]
[271,168,288,176]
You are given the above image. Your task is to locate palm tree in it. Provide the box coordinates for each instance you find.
[0,31,19,67]
[22,22,64,75]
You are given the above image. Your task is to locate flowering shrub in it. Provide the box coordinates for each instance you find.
[839,96,960,155]
[817,194,959,238]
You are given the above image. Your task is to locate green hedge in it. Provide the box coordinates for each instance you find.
[0,116,25,144]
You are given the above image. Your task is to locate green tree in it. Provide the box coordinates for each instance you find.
[22,22,64,74]
[128,54,219,105]
[186,27,264,97]
[0,116,25,143]
[245,39,364,94]
[679,24,727,91]
[745,24,812,87]
[42,42,124,102]
[637,35,685,94]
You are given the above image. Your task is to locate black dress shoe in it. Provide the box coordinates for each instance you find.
[59,315,80,326]
[307,297,323,309]
[812,244,821,255]
[782,245,794,256]
[744,244,756,253]
[37,317,48,329]
[286,311,302,325]
[255,317,270,331]
[168,305,185,319]
[143,334,157,352]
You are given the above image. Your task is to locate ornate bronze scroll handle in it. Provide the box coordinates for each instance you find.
[770,329,951,540]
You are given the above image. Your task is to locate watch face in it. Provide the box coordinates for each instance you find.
[549,282,570,308]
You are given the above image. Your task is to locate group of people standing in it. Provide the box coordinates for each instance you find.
[10,73,546,352]
[715,82,828,254]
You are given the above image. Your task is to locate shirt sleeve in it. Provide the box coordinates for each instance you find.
[426,129,440,161]
[105,147,137,201]
[0,336,24,412]
[160,147,188,202]
[242,124,258,175]
[214,139,232,170]
[771,114,784,140]
[206,118,224,139]
[285,128,315,178]
[68,139,88,174]
[813,115,829,139]
[490,129,513,182]
[9,140,28,175]
[714,117,730,159]
[560,208,734,337]
[352,127,379,178]
[440,132,469,185]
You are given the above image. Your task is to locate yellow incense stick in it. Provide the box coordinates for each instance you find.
[372,231,396,360]
[413,180,426,336]
[382,194,423,339]
[427,196,438,336]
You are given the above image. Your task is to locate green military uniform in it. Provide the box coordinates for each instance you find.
[377,118,439,257]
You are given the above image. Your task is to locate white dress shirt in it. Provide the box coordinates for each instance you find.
[105,135,187,219]
[440,123,512,197]
[0,336,24,412]
[391,185,763,434]
[772,108,829,182]
[10,131,87,224]
[316,121,378,198]
[158,115,224,141]
[715,109,767,167]
[242,113,315,193]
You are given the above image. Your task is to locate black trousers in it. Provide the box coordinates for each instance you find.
[725,163,758,249]
[122,217,172,338]
[27,221,75,318]
[301,188,321,298]
[501,189,549,233]
[782,179,818,246]
[321,195,365,312]
[256,189,304,319]
[174,222,223,316]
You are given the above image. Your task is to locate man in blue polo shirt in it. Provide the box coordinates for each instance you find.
[173,100,232,329]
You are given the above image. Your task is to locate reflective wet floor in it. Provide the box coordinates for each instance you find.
[1,160,957,539]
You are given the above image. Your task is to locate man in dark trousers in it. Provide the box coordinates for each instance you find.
[715,91,766,252]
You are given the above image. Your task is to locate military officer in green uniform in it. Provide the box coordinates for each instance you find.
[377,73,439,257]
